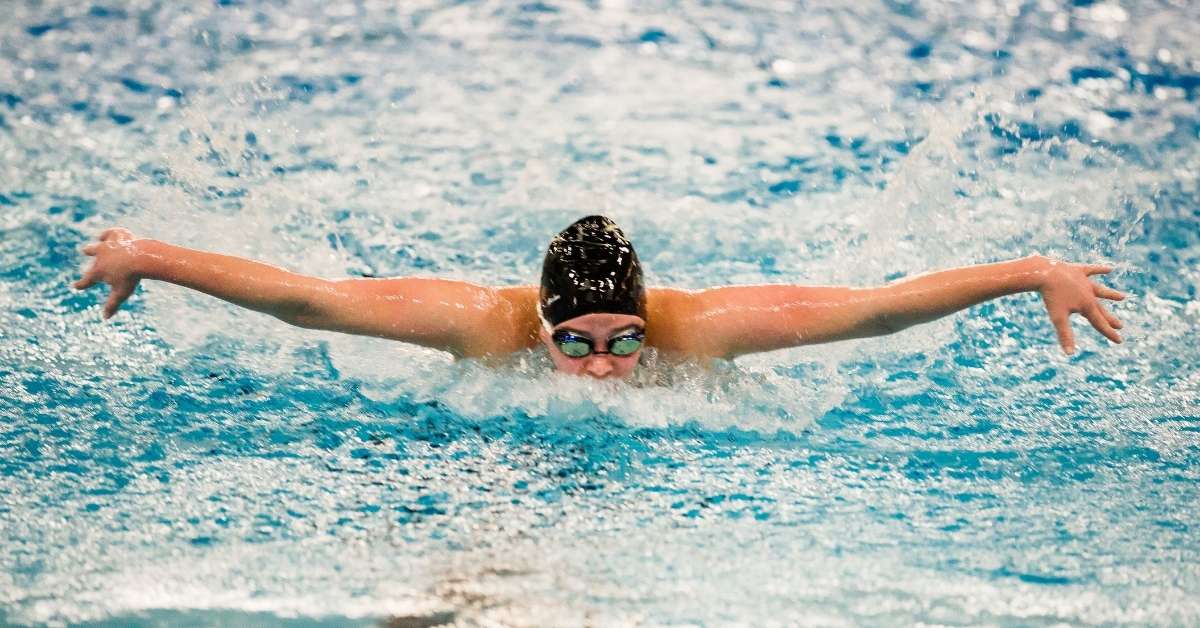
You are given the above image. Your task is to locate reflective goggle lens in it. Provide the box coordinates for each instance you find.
[609,335,644,356]
[552,331,644,358]
[558,339,592,358]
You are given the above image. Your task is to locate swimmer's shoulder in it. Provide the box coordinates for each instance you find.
[645,287,717,356]
[484,285,716,357]
[483,285,725,362]
[490,285,541,352]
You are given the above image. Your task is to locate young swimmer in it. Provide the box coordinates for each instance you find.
[74,215,1125,379]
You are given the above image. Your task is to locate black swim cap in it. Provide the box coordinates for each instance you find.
[539,215,646,328]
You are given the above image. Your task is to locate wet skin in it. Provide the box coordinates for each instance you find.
[74,228,1128,379]
[538,313,646,380]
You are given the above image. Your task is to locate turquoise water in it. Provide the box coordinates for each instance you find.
[2,1,1198,625]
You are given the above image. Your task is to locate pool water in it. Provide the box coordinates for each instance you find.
[2,1,1198,625]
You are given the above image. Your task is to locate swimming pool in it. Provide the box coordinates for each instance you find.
[2,0,1198,625]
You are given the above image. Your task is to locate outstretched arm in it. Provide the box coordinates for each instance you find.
[73,228,536,357]
[651,255,1124,358]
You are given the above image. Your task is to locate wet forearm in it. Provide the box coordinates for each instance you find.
[132,239,325,321]
[874,255,1050,332]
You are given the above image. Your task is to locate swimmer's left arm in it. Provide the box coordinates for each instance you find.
[661,255,1125,358]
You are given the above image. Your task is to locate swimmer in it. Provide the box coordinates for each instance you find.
[73,215,1125,379]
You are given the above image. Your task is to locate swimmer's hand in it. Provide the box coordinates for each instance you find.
[73,227,143,319]
[1036,258,1125,355]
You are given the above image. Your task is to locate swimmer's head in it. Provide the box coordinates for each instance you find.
[538,216,646,379]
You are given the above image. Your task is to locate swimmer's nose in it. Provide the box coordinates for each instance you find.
[584,356,614,378]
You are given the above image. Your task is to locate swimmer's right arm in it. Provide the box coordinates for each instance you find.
[73,228,537,357]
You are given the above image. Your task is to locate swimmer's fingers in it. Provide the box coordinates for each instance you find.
[74,244,102,290]
[1050,311,1076,355]
[1092,282,1125,301]
[1084,306,1122,344]
[99,227,134,243]
[102,280,136,319]
[1097,303,1123,330]
[72,271,97,290]
[1079,263,1113,276]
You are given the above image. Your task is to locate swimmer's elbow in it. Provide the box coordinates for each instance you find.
[276,297,322,329]
[867,312,906,336]
[276,306,312,329]
[276,278,343,329]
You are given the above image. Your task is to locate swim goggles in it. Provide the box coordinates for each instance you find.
[552,329,645,358]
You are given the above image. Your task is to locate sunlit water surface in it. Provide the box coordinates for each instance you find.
[1,1,1198,625]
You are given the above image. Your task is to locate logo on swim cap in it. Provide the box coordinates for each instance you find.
[539,215,646,328]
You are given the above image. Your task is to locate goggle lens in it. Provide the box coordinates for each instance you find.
[558,339,592,358]
[609,336,643,356]
[552,331,644,358]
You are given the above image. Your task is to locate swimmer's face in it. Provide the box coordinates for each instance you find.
[539,313,646,380]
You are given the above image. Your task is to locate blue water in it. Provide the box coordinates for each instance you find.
[2,1,1199,625]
